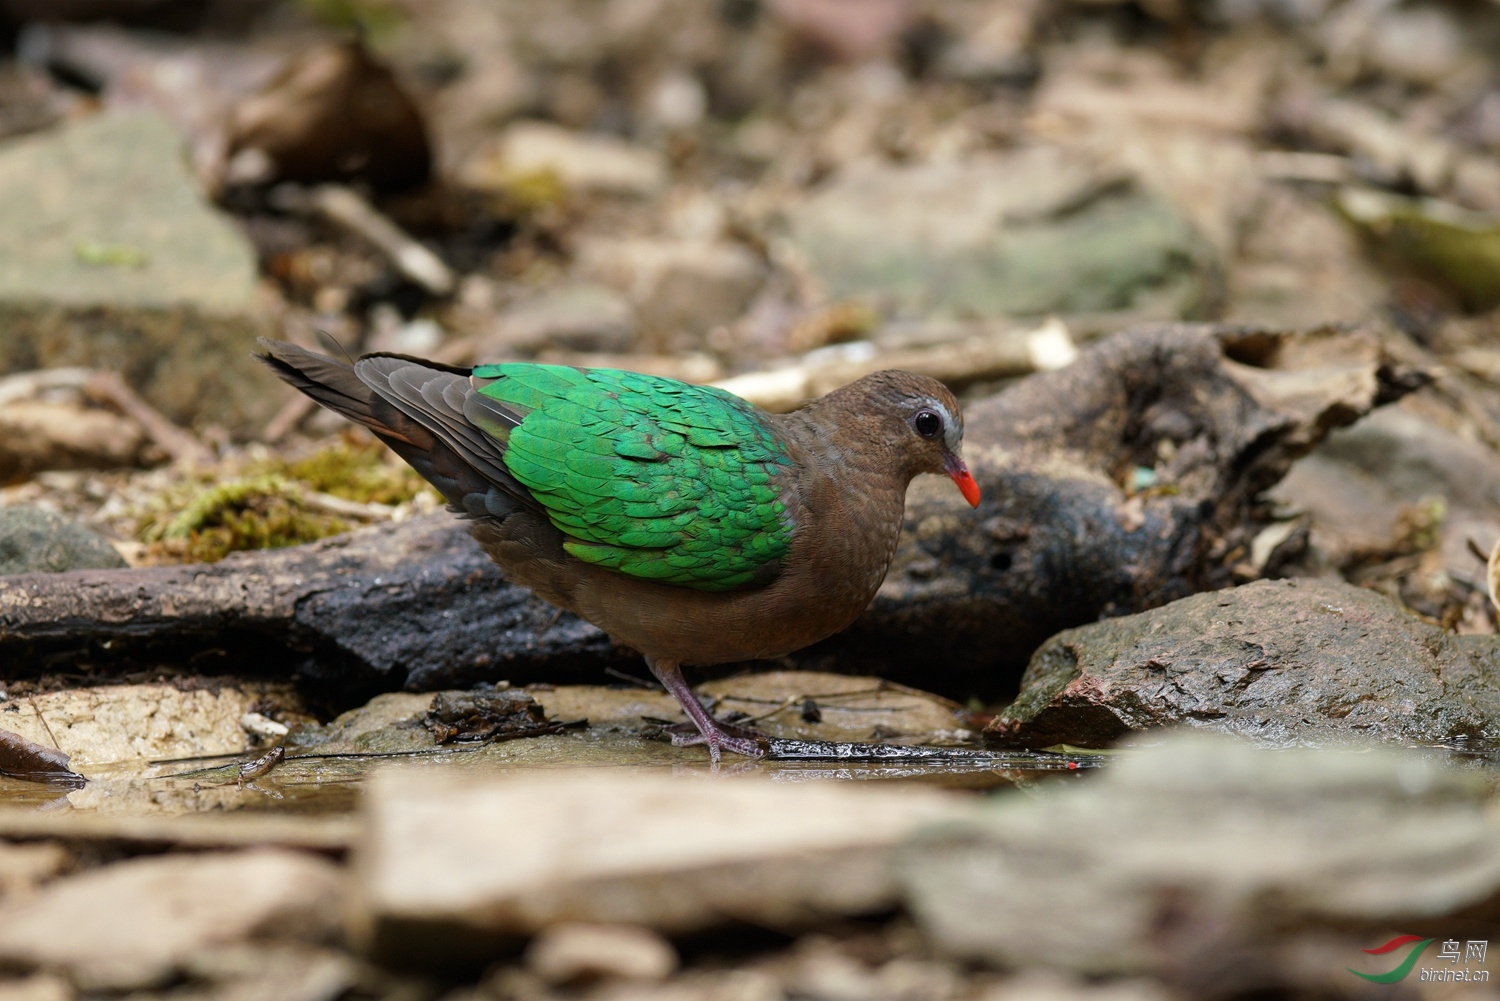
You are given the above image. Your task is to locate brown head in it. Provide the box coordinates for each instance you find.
[794,370,980,507]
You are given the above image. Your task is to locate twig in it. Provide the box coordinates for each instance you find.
[715,318,1078,412]
[0,367,93,407]
[84,370,214,466]
[308,184,455,296]
[263,394,316,443]
[298,488,395,521]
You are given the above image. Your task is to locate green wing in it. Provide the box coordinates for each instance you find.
[470,362,794,591]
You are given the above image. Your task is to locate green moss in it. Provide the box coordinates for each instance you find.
[140,475,349,564]
[269,435,427,506]
[133,436,434,564]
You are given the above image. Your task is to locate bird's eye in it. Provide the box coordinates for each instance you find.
[913,410,943,438]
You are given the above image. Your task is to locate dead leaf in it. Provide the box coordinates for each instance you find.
[0,729,86,788]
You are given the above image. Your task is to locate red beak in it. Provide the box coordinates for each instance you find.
[945,455,981,508]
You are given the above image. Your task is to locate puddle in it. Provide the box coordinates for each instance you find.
[5,670,1493,820]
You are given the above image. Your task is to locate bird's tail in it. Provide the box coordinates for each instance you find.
[257,338,398,436]
[256,338,531,520]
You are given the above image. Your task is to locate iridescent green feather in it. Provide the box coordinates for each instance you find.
[471,363,793,591]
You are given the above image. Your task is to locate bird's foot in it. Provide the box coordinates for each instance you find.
[669,725,767,763]
[645,656,770,763]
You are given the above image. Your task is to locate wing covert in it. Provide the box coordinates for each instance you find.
[471,363,794,591]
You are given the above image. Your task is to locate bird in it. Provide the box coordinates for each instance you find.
[257,339,980,761]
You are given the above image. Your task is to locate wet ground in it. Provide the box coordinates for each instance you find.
[6,667,1499,821]
[0,669,1119,819]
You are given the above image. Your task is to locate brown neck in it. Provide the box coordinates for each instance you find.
[773,403,916,618]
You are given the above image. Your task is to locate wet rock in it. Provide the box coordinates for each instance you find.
[987,578,1500,748]
[479,282,637,356]
[900,732,1500,978]
[0,507,126,575]
[0,683,257,770]
[786,147,1211,320]
[577,237,765,348]
[0,849,343,991]
[525,923,678,985]
[288,692,441,756]
[463,121,668,199]
[0,112,276,434]
[352,768,966,965]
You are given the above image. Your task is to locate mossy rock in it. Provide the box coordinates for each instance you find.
[0,112,277,434]
[0,506,127,575]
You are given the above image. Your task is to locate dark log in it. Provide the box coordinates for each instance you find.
[0,324,1422,702]
[0,514,634,707]
[806,322,1424,695]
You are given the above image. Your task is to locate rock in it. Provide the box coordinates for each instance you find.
[576,237,765,348]
[0,682,258,770]
[785,147,1211,320]
[479,282,637,356]
[767,0,918,62]
[0,402,146,480]
[1270,406,1500,593]
[1362,5,1468,88]
[0,507,126,575]
[0,112,276,434]
[976,972,1173,1001]
[900,732,1500,979]
[819,323,1420,695]
[987,578,1500,748]
[0,849,343,991]
[525,923,678,985]
[177,945,354,1001]
[0,975,73,1001]
[225,41,431,193]
[0,843,70,902]
[1225,186,1386,327]
[351,768,966,966]
[463,121,667,199]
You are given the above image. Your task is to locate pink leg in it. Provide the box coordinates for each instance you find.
[646,657,766,763]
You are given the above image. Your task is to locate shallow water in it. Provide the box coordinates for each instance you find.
[4,669,1496,820]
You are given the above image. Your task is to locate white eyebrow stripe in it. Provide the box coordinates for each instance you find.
[916,398,961,451]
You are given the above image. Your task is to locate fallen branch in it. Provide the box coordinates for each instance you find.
[84,370,215,467]
[716,318,1078,413]
[288,184,455,296]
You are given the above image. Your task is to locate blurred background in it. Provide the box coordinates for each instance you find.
[2,7,1500,1000]
[0,0,1499,574]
